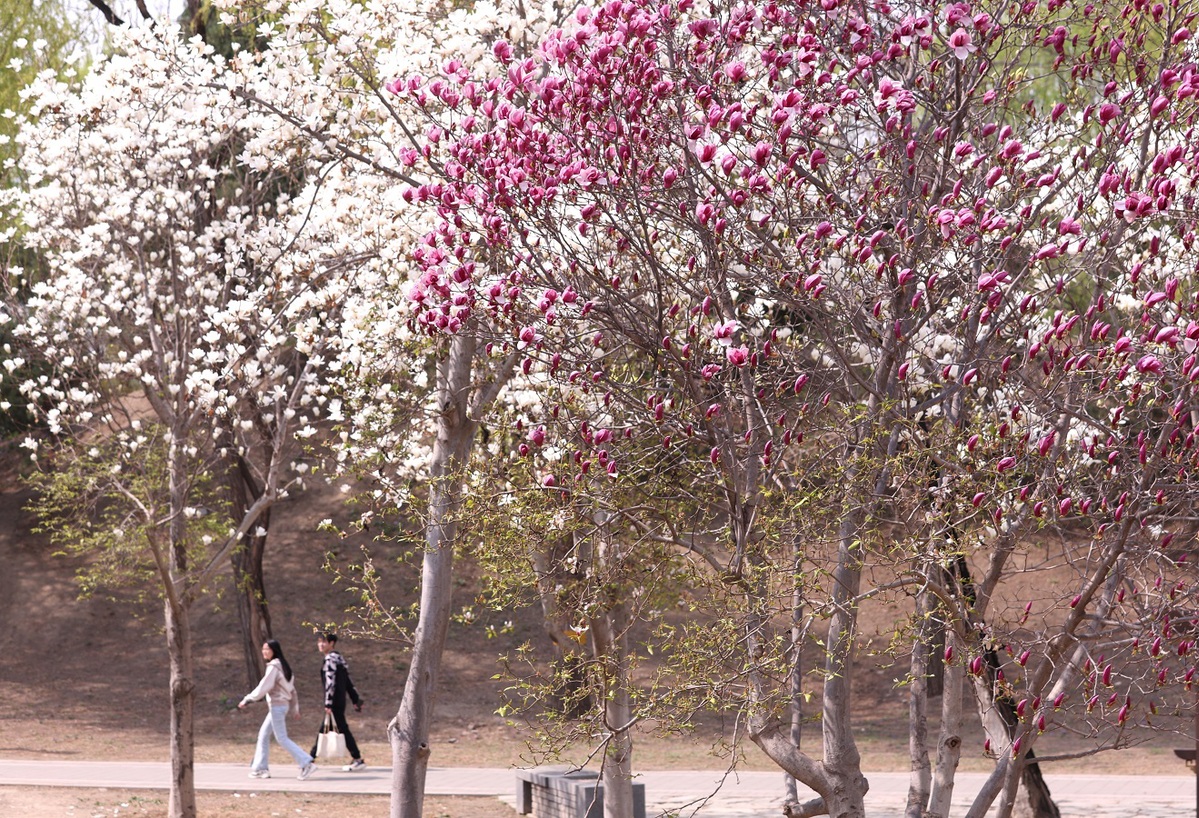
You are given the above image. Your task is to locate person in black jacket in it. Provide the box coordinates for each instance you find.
[310,631,365,771]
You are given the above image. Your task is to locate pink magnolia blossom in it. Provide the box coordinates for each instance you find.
[1135,354,1163,374]
[713,320,739,346]
[726,346,750,366]
[518,326,540,346]
[948,28,977,60]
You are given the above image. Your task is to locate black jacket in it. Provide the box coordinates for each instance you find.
[321,650,361,709]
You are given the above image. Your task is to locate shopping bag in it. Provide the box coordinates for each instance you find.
[316,712,348,760]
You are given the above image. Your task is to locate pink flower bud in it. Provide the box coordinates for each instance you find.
[1038,432,1056,456]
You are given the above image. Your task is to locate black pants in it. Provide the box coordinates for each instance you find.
[311,704,361,761]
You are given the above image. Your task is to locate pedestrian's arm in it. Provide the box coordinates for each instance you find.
[345,665,363,708]
[239,663,279,708]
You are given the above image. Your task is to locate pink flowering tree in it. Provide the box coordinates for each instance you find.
[204,2,580,814]
[397,0,1199,815]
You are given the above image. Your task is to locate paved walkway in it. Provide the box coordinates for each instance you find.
[0,760,1194,817]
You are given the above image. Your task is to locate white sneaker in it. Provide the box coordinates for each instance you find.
[342,759,366,772]
[298,762,317,780]
[248,770,271,779]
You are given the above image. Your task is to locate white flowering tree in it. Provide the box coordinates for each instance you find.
[3,23,334,818]
[0,1,85,436]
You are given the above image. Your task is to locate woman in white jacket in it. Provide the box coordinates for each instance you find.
[238,639,316,779]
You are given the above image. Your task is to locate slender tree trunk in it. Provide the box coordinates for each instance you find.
[929,629,965,818]
[906,589,934,818]
[961,550,1059,818]
[591,604,634,818]
[163,428,198,818]
[531,534,592,717]
[232,520,271,685]
[388,463,464,816]
[390,479,458,818]
[390,333,482,818]
[164,597,196,818]
[969,648,1060,818]
[821,516,869,818]
[228,453,272,685]
[785,539,805,809]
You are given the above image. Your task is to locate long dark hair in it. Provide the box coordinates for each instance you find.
[264,639,293,682]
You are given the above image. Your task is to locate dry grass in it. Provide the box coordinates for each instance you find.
[0,787,504,818]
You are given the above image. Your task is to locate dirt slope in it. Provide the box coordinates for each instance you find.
[0,449,530,766]
[0,446,1190,782]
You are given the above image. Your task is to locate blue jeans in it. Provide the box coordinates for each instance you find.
[251,705,313,772]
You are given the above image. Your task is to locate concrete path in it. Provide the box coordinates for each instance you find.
[0,760,1194,817]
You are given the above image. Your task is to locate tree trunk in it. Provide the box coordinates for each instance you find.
[905,589,934,818]
[1016,759,1061,818]
[785,539,805,809]
[390,333,481,818]
[970,649,1059,818]
[232,518,271,686]
[928,629,965,818]
[819,517,869,818]
[590,603,633,818]
[164,597,197,818]
[389,492,456,818]
[961,549,1059,818]
[228,454,272,686]
[531,533,592,718]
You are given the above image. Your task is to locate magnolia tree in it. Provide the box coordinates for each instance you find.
[1,24,337,818]
[200,1,587,814]
[0,3,85,436]
[397,0,1199,816]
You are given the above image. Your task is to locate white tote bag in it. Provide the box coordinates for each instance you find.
[316,711,348,761]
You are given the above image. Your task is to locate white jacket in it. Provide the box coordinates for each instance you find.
[240,658,299,716]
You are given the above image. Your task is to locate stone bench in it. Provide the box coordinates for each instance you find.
[515,767,646,818]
